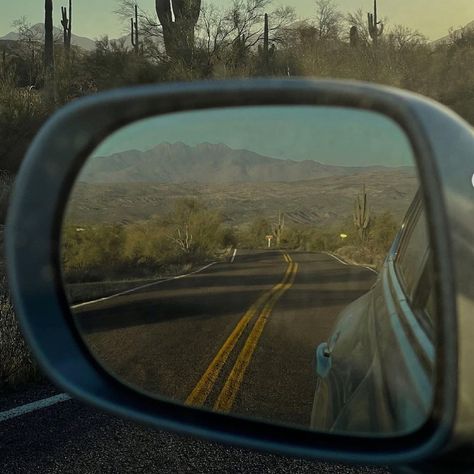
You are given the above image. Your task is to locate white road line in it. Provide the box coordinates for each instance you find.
[230,248,237,263]
[323,252,348,266]
[72,262,217,309]
[0,394,71,423]
[324,252,378,275]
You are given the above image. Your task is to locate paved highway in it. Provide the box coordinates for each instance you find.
[74,250,376,429]
[0,250,390,473]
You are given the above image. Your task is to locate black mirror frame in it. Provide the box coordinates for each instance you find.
[5,79,461,468]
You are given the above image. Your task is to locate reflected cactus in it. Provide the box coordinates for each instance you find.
[353,185,371,243]
[273,211,285,247]
[155,0,201,63]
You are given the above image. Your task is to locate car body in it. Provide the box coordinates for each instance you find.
[312,191,435,435]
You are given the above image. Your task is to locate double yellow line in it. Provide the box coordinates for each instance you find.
[185,253,298,411]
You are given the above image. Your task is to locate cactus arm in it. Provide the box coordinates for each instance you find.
[156,0,173,26]
[367,0,384,43]
[172,0,201,24]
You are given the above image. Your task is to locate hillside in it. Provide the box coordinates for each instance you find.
[67,168,418,228]
[431,19,474,46]
[0,23,96,51]
[79,142,412,184]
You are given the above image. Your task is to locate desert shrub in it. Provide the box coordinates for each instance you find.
[368,212,399,254]
[124,217,175,266]
[62,199,235,283]
[166,198,234,261]
[335,244,383,269]
[237,216,272,249]
[0,171,14,224]
[0,276,41,390]
[0,80,49,173]
[334,212,399,269]
[62,224,127,282]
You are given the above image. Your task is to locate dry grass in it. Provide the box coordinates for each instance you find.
[0,275,42,392]
[0,171,13,224]
[334,245,385,272]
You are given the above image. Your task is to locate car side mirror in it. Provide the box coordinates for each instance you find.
[5,79,474,472]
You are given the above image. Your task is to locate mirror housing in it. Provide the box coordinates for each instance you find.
[6,79,474,470]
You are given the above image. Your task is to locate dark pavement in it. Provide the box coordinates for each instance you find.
[0,250,390,473]
[73,250,375,428]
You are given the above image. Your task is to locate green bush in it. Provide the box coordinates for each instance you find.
[62,199,236,283]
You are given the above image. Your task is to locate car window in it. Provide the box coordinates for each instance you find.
[394,196,437,336]
[395,199,429,300]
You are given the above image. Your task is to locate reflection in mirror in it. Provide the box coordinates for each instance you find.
[62,106,436,436]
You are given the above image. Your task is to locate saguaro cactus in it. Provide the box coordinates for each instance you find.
[61,0,72,53]
[44,0,56,102]
[353,185,371,243]
[44,0,54,71]
[367,0,384,46]
[155,0,201,63]
[349,26,359,48]
[131,4,139,54]
[263,13,269,64]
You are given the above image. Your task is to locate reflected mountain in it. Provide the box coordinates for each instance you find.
[80,142,415,184]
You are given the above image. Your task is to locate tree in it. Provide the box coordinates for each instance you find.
[10,18,43,86]
[346,9,371,46]
[315,0,342,41]
[225,0,295,51]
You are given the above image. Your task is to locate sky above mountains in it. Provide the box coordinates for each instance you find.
[92,106,414,168]
[2,1,473,41]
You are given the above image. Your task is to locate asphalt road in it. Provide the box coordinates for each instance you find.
[0,381,391,473]
[73,250,376,429]
[0,250,390,473]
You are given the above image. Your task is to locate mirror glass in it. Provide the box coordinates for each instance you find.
[62,106,436,436]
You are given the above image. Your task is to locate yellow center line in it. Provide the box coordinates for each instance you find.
[185,252,291,407]
[213,261,298,413]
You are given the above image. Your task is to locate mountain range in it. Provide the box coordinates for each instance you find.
[68,169,418,227]
[79,142,413,184]
[431,19,474,46]
[2,20,473,51]
[0,23,130,51]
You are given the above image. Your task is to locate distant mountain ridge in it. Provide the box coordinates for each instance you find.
[0,23,96,51]
[431,19,474,46]
[0,23,134,51]
[80,142,412,184]
[2,20,472,51]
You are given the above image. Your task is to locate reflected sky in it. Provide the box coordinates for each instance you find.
[92,106,414,167]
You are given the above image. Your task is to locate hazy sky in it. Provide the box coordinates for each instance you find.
[1,1,473,41]
[91,106,414,167]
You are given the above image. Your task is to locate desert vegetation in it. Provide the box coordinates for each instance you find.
[0,276,41,391]
[62,198,236,284]
[0,0,471,390]
[63,187,399,288]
